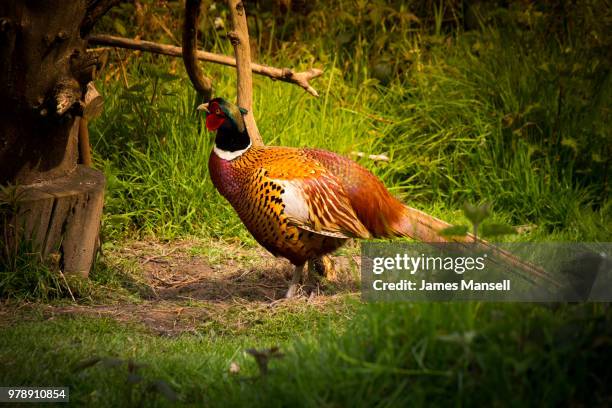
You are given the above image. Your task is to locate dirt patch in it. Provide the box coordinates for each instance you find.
[0,239,361,335]
[112,239,360,302]
[38,302,209,336]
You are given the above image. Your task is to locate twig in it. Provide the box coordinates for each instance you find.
[153,14,179,46]
[114,49,129,88]
[341,107,396,124]
[182,0,212,100]
[351,151,390,162]
[58,270,77,303]
[227,0,262,145]
[87,35,323,97]
[141,247,179,264]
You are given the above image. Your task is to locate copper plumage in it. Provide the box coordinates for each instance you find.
[201,98,451,297]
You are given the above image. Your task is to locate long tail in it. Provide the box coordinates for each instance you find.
[395,205,562,288]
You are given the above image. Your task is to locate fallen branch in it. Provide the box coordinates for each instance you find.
[87,34,323,97]
[227,0,261,145]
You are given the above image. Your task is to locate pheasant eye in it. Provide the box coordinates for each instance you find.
[215,108,222,115]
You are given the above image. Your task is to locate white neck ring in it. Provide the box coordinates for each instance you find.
[213,141,252,161]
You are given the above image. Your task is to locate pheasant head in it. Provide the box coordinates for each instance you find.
[198,98,251,159]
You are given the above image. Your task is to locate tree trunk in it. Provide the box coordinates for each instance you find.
[0,0,115,277]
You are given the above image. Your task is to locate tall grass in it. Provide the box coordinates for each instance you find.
[92,56,386,240]
[91,0,611,241]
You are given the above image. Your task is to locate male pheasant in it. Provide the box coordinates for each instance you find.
[200,98,466,297]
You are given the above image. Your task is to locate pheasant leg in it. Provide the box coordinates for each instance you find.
[285,264,304,298]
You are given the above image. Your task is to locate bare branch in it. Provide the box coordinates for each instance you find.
[227,0,260,144]
[182,0,212,101]
[81,0,124,36]
[88,35,323,96]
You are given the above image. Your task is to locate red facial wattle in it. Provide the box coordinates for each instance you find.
[206,114,225,131]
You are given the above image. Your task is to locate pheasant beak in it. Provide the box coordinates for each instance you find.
[196,103,209,113]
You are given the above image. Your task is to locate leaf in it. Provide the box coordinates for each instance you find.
[481,223,516,237]
[126,83,148,93]
[437,331,477,345]
[439,225,469,237]
[113,20,127,36]
[561,138,578,153]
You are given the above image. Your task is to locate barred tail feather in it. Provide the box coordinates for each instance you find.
[393,206,561,287]
[392,206,470,243]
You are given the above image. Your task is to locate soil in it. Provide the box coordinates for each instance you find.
[0,239,361,336]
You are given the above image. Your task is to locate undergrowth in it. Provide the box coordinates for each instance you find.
[0,2,611,406]
[91,0,611,242]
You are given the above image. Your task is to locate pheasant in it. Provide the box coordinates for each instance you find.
[198,98,556,297]
[198,97,460,297]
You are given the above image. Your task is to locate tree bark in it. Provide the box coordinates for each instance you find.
[0,1,91,184]
[227,0,262,145]
[4,165,106,277]
[0,0,114,277]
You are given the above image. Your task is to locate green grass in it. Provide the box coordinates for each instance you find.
[90,1,610,242]
[1,302,610,406]
[1,1,611,406]
[91,54,610,242]
[92,57,389,241]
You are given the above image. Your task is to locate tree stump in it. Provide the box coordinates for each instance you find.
[5,165,105,277]
[0,0,117,281]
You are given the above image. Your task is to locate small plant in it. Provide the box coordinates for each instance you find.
[440,202,516,240]
[246,347,284,377]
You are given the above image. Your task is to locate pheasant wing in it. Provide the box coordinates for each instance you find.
[261,153,371,239]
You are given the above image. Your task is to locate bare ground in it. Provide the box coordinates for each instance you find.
[0,239,361,335]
